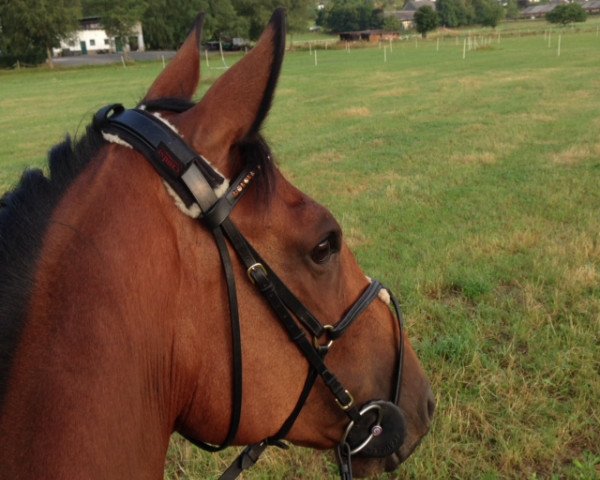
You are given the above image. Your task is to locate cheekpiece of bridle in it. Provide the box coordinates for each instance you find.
[93,103,407,480]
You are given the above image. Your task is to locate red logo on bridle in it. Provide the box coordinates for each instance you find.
[157,147,181,175]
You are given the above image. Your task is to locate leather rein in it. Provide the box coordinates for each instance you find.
[93,104,407,480]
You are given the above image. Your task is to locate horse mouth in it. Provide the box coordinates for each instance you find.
[350,436,425,477]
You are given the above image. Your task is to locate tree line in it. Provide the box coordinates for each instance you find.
[436,0,504,28]
[316,1,408,32]
[0,0,314,65]
[414,0,587,37]
[316,0,507,36]
[1,0,589,67]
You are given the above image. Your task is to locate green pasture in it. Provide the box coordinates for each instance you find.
[1,25,599,479]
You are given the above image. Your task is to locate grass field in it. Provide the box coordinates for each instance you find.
[1,22,599,479]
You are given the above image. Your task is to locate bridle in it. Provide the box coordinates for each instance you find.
[93,103,407,480]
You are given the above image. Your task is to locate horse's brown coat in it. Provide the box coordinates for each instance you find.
[0,10,433,479]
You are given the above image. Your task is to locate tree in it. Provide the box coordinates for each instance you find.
[323,0,384,32]
[326,3,361,32]
[232,0,314,39]
[472,0,504,28]
[284,0,317,35]
[142,0,247,49]
[142,0,205,50]
[414,5,439,38]
[0,0,81,67]
[505,0,519,20]
[383,13,402,32]
[546,3,587,26]
[143,0,315,48]
[316,7,327,27]
[436,0,473,27]
[206,0,248,40]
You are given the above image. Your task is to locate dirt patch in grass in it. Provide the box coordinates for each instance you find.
[450,152,497,165]
[512,112,556,123]
[307,150,345,164]
[456,123,486,134]
[506,230,541,254]
[344,226,372,249]
[335,106,372,118]
[459,77,485,90]
[551,144,600,165]
[565,264,598,291]
[492,71,553,85]
[371,86,416,98]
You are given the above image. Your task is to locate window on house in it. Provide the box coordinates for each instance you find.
[104,38,109,45]
[90,39,96,46]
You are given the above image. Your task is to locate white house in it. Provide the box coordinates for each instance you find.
[55,17,145,56]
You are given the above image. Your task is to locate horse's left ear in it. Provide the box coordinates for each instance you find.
[143,13,204,102]
[176,8,286,173]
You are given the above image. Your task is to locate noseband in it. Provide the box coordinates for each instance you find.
[94,104,406,480]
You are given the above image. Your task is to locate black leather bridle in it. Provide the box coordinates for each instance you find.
[93,103,407,480]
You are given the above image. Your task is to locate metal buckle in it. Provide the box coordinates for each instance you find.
[246,263,267,284]
[335,390,354,411]
[341,402,384,455]
[313,324,335,351]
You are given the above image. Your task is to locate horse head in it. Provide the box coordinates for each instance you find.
[0,9,433,480]
[134,10,434,476]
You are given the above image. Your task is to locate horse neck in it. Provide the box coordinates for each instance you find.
[0,148,203,478]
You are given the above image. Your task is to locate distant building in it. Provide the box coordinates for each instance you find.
[386,0,437,30]
[522,0,600,18]
[581,0,600,14]
[521,1,563,18]
[55,17,145,56]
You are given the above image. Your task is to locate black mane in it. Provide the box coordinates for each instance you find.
[0,98,276,407]
[0,125,106,406]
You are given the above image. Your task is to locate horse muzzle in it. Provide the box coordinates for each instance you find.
[342,400,406,458]
[335,400,408,480]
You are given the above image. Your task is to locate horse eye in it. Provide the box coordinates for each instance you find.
[311,240,332,264]
[311,236,338,264]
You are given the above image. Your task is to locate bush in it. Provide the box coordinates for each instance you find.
[0,48,46,68]
[546,3,587,26]
[414,6,439,38]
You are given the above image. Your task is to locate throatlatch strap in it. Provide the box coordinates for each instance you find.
[188,227,243,452]
[179,155,245,451]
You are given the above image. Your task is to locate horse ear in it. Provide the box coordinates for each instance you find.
[177,8,286,172]
[143,13,204,102]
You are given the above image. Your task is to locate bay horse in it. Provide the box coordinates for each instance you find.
[0,9,434,479]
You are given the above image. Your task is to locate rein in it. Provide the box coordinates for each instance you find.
[93,104,407,479]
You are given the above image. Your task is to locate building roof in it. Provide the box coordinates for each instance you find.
[385,0,437,23]
[522,3,559,14]
[576,0,600,9]
[403,0,437,11]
